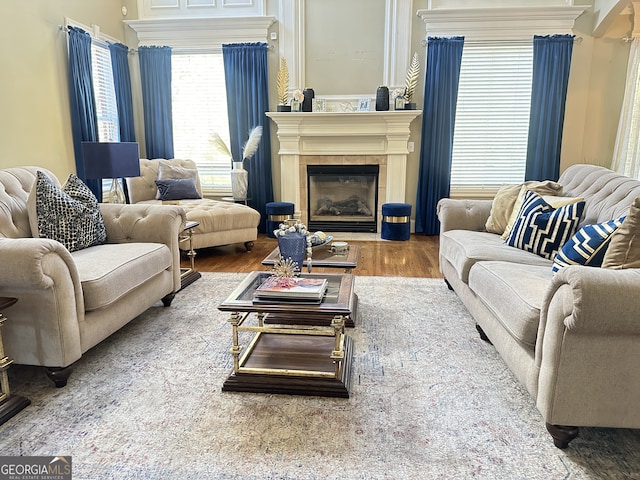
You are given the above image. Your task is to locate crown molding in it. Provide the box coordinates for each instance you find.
[416,6,588,41]
[125,16,276,49]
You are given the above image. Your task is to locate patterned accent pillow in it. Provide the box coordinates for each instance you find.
[155,178,201,201]
[552,217,625,273]
[505,190,585,260]
[28,171,107,252]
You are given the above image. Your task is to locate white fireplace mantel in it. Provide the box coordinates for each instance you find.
[266,111,422,225]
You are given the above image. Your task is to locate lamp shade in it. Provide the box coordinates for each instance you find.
[81,142,141,179]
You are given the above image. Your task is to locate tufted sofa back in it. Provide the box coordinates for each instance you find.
[0,166,59,239]
[125,158,203,204]
[559,164,640,227]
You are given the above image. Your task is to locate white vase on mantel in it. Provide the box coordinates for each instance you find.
[230,161,248,200]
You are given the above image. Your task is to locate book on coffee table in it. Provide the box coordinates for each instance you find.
[254,276,328,302]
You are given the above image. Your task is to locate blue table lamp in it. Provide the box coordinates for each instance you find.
[81,142,140,203]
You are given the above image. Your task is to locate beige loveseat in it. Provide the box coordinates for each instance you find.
[437,164,640,448]
[126,159,260,252]
[0,166,186,387]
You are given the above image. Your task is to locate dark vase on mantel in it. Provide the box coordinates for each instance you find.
[375,86,389,111]
[302,88,314,112]
[277,105,291,112]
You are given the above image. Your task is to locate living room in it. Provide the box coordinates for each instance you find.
[1,0,640,478]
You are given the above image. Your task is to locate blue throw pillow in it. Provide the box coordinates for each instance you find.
[552,217,625,273]
[505,190,585,260]
[155,178,201,201]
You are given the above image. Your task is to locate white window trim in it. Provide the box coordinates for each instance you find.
[416,5,588,42]
[125,16,276,52]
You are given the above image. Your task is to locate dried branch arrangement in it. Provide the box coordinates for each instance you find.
[404,52,420,103]
[276,57,290,105]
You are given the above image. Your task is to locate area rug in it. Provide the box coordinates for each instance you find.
[2,273,638,479]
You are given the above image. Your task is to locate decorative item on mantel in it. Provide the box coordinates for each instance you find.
[375,86,390,111]
[276,57,291,112]
[403,52,421,110]
[210,126,262,200]
[291,89,304,112]
[302,88,314,112]
[391,88,406,110]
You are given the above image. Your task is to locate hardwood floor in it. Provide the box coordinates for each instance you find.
[181,234,443,278]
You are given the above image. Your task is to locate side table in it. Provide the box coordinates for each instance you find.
[0,297,30,425]
[179,220,202,290]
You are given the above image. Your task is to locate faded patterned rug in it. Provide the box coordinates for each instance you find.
[2,273,639,479]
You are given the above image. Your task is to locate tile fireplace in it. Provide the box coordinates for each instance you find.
[307,164,379,232]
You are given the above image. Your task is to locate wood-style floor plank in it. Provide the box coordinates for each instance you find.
[181,234,443,278]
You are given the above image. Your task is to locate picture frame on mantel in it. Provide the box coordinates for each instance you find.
[358,98,371,112]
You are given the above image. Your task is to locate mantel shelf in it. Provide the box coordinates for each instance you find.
[266,110,422,131]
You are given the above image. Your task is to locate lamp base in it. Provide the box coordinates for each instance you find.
[106,179,126,204]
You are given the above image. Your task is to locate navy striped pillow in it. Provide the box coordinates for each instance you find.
[552,217,625,273]
[505,190,585,260]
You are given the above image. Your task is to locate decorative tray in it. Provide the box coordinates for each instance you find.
[311,235,333,249]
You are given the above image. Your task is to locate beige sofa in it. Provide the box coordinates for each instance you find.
[0,166,186,387]
[126,159,260,252]
[437,164,640,448]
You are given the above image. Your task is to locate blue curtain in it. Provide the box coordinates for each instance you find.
[138,46,174,159]
[222,42,274,233]
[67,27,101,200]
[109,42,136,142]
[525,35,574,182]
[415,37,465,235]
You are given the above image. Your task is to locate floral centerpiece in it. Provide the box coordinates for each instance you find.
[272,220,329,275]
[273,220,313,273]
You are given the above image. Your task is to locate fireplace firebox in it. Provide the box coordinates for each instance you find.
[307,165,379,232]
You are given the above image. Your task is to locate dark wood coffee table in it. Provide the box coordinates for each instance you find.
[218,271,356,397]
[262,244,359,273]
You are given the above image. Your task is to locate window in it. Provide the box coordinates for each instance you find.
[172,53,231,195]
[91,42,119,143]
[450,42,533,198]
[90,40,120,198]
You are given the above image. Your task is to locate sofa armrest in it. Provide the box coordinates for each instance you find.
[0,237,84,366]
[436,198,492,233]
[100,204,187,293]
[535,266,640,426]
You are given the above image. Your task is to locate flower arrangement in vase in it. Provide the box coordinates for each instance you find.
[291,89,304,112]
[272,219,314,274]
[210,126,263,200]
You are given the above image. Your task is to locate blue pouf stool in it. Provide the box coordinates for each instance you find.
[266,201,295,238]
[381,203,412,241]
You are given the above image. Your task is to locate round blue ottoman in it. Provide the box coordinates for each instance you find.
[266,202,295,238]
[381,203,412,241]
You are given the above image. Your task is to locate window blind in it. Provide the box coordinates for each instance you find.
[172,54,232,195]
[91,42,119,142]
[450,43,533,197]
